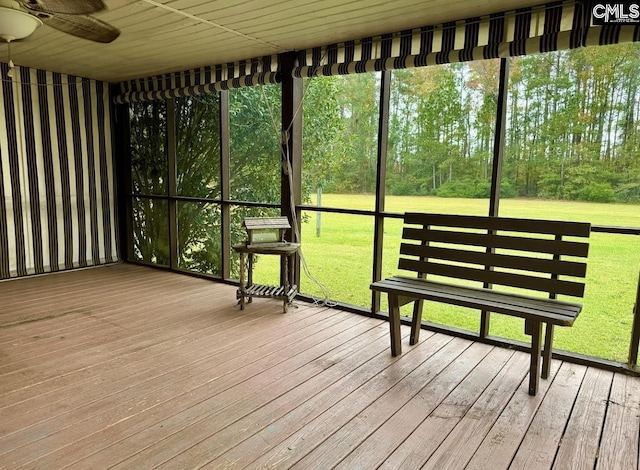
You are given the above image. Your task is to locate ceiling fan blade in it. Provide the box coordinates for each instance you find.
[19,0,107,15]
[44,13,120,43]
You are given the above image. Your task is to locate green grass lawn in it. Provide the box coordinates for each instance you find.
[250,194,640,362]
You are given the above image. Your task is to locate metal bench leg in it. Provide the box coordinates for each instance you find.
[247,254,253,304]
[542,323,554,379]
[238,252,246,310]
[388,294,402,356]
[527,319,542,396]
[410,299,423,345]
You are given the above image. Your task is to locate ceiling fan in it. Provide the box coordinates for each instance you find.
[0,0,120,43]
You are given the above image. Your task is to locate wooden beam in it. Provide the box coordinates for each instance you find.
[279,51,303,288]
[220,90,231,279]
[166,99,178,270]
[481,58,509,338]
[628,271,640,368]
[372,70,391,314]
[112,98,133,262]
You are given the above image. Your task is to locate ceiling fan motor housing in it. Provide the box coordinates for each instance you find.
[0,0,43,42]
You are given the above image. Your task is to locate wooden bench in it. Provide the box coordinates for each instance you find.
[371,213,591,395]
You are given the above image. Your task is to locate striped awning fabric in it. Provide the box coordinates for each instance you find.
[294,1,587,77]
[114,55,280,104]
[114,0,639,103]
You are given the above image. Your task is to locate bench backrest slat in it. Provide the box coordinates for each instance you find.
[398,213,591,298]
[402,227,590,258]
[400,244,587,278]
[404,212,591,237]
[399,258,586,297]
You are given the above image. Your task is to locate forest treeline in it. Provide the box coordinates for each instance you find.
[302,42,640,203]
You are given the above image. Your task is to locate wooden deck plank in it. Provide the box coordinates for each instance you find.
[4,312,375,467]
[0,265,193,332]
[596,373,640,470]
[235,334,467,470]
[0,264,639,470]
[288,342,494,469]
[0,298,283,412]
[552,367,614,470]
[146,327,402,470]
[509,362,587,470]
[0,294,279,407]
[0,282,228,374]
[68,322,393,470]
[463,359,564,470]
[0,271,225,341]
[343,346,516,470]
[201,333,460,469]
[0,271,229,357]
[0,302,334,446]
[407,351,530,469]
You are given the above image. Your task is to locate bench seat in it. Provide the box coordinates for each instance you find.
[373,276,582,326]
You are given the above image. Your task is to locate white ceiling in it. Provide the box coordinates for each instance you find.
[4,0,546,83]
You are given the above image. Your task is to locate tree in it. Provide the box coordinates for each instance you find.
[129,100,170,265]
[301,76,344,197]
[129,84,283,276]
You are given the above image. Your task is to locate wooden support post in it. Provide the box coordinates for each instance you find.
[220,90,231,279]
[372,70,391,315]
[247,254,253,303]
[166,99,178,270]
[628,271,640,368]
[279,51,302,289]
[542,233,562,376]
[411,222,429,344]
[481,58,509,338]
[113,101,133,261]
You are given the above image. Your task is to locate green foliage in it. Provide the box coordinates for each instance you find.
[302,76,346,195]
[229,85,282,204]
[130,101,168,195]
[615,183,640,203]
[573,182,616,203]
[176,95,221,199]
[386,174,424,196]
[435,179,516,198]
[129,85,283,277]
[436,179,488,198]
[174,96,223,274]
[310,74,380,194]
[129,101,170,266]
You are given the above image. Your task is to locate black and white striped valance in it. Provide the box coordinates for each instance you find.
[0,64,118,279]
[114,1,639,102]
[115,55,280,104]
[294,0,637,77]
[587,21,640,46]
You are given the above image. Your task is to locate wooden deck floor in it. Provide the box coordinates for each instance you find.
[1,263,639,470]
